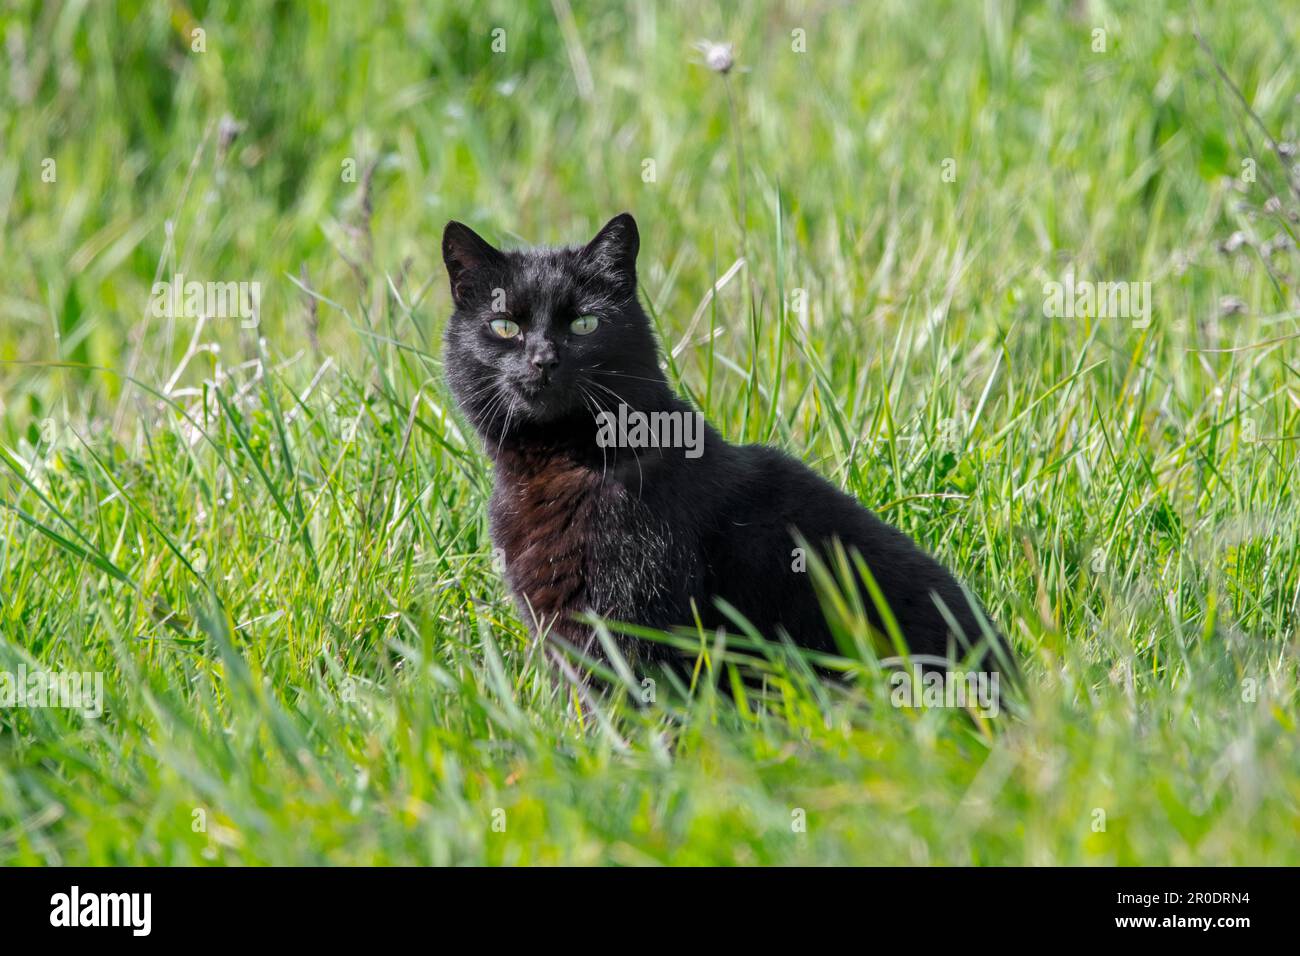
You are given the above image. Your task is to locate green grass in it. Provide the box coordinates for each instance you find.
[2,0,1299,865]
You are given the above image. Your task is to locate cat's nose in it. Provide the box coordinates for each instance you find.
[528,347,559,373]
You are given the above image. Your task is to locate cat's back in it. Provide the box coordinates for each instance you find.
[717,442,879,532]
[714,442,1004,664]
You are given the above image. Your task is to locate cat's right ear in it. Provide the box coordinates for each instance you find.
[442,221,503,308]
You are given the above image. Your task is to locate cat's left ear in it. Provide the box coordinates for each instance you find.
[581,213,639,287]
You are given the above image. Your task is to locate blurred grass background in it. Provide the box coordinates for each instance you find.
[0,0,1298,864]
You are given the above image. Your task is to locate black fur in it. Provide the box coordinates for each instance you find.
[442,213,1010,674]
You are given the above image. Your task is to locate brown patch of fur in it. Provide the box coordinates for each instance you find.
[493,449,599,638]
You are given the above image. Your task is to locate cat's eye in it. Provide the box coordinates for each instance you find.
[489,318,520,339]
[570,315,599,335]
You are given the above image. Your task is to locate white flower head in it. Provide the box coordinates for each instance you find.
[694,40,735,75]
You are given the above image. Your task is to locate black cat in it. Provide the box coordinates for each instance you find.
[442,213,1010,675]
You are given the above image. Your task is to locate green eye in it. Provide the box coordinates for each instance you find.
[571,315,599,335]
[489,318,520,339]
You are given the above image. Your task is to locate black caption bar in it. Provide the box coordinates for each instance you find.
[0,866,1286,942]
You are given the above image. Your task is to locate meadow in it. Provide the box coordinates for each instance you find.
[1,0,1298,865]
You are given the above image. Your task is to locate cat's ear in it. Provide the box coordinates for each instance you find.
[442,221,503,308]
[581,213,639,287]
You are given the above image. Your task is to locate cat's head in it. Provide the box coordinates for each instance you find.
[441,213,665,439]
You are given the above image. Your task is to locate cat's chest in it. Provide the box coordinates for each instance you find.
[489,459,605,627]
[488,450,690,634]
